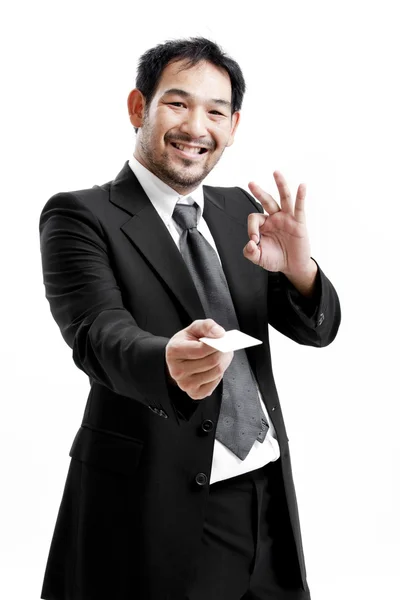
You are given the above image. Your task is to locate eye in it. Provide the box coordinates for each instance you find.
[210,110,224,116]
[168,102,186,108]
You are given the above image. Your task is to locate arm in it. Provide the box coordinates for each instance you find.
[240,173,341,347]
[266,262,341,347]
[39,192,195,420]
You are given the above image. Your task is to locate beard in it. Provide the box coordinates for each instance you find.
[138,118,225,193]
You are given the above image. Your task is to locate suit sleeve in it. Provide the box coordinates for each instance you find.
[238,187,341,347]
[39,191,196,422]
[266,265,341,347]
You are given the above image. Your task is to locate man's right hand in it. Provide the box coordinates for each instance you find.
[165,319,234,400]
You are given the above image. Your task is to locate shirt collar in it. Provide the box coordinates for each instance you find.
[128,155,204,224]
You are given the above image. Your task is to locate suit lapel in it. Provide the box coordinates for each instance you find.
[109,162,264,331]
[109,162,205,322]
[203,187,266,338]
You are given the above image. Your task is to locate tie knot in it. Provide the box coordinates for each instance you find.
[173,204,198,231]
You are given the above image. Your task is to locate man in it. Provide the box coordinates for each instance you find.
[39,37,340,600]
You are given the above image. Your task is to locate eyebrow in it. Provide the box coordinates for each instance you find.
[161,88,232,109]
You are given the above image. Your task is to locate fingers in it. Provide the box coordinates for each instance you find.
[248,182,280,215]
[247,212,267,245]
[170,348,224,382]
[165,319,235,400]
[190,350,233,399]
[168,318,225,360]
[243,235,261,265]
[294,182,307,223]
[249,173,307,224]
[273,170,293,213]
[191,377,223,400]
[177,351,234,400]
[186,318,225,341]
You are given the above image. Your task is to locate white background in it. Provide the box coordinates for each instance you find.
[1,1,399,598]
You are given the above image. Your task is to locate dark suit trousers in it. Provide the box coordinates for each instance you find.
[185,459,311,600]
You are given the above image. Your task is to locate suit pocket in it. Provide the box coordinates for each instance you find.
[68,426,144,593]
[69,425,144,476]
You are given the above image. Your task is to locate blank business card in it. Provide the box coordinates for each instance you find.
[199,329,263,353]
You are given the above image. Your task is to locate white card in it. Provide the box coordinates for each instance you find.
[199,329,262,353]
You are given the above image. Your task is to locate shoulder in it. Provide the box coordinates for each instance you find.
[203,184,263,214]
[39,179,113,227]
[42,180,111,210]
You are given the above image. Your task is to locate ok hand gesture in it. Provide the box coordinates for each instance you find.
[243,171,312,278]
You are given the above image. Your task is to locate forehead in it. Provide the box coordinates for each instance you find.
[154,59,232,100]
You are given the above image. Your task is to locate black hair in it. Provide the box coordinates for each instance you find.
[133,36,246,133]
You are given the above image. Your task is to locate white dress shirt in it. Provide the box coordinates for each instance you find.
[128,156,280,484]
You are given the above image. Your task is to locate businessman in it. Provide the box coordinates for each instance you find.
[40,37,341,600]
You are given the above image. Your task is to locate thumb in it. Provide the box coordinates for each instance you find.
[243,239,260,264]
[186,319,225,340]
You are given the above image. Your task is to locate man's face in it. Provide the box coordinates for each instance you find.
[131,59,240,195]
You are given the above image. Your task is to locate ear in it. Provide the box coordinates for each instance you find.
[127,89,147,128]
[226,111,241,147]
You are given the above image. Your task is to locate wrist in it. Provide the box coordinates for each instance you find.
[282,259,318,298]
[165,360,178,386]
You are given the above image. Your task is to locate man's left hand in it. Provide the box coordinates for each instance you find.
[243,170,314,275]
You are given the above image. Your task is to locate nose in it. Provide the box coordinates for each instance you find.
[179,107,208,140]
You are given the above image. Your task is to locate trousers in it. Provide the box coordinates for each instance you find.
[185,459,311,600]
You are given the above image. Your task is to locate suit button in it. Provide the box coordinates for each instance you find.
[317,313,325,326]
[201,419,214,432]
[195,473,208,486]
[159,409,168,419]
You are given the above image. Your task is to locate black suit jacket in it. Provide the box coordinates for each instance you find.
[39,161,341,600]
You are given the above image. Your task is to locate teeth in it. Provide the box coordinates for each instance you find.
[174,143,203,154]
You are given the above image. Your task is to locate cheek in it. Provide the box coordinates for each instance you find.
[213,123,233,147]
[157,109,182,134]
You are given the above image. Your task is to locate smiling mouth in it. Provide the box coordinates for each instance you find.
[170,142,209,156]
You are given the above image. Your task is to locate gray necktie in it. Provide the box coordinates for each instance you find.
[173,203,268,460]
